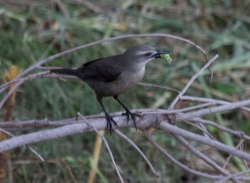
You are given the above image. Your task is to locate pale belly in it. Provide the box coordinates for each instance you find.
[86,67,145,97]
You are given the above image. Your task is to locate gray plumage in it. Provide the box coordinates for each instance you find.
[51,44,168,132]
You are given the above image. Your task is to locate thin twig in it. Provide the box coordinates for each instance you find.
[141,103,215,114]
[222,139,244,169]
[192,118,250,140]
[138,82,179,93]
[239,141,250,170]
[168,54,218,109]
[172,134,239,183]
[216,170,250,183]
[177,99,250,122]
[142,129,223,180]
[114,129,159,177]
[183,121,216,140]
[0,72,49,110]
[180,96,250,112]
[159,122,250,161]
[77,112,124,183]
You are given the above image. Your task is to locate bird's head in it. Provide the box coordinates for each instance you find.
[123,44,169,68]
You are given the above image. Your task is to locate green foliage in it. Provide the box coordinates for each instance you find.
[210,82,237,95]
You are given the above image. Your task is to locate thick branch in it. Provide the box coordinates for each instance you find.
[0,114,164,152]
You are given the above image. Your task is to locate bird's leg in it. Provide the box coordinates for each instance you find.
[97,96,117,133]
[113,95,138,130]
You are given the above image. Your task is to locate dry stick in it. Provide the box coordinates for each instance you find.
[1,113,240,155]
[0,113,165,152]
[1,104,250,142]
[114,129,159,177]
[172,134,239,183]
[0,72,79,111]
[0,128,12,137]
[216,170,250,183]
[0,105,202,130]
[159,122,250,161]
[0,128,44,162]
[141,129,223,180]
[0,71,50,111]
[0,119,100,152]
[177,99,250,122]
[138,82,179,93]
[142,99,250,116]
[239,142,250,170]
[1,100,250,142]
[183,121,216,140]
[0,72,75,111]
[0,33,208,93]
[141,103,216,114]
[0,119,51,129]
[191,118,250,141]
[144,102,216,115]
[223,139,245,169]
[169,54,218,110]
[170,102,214,112]
[77,113,124,183]
[180,96,250,112]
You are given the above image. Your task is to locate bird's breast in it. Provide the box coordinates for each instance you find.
[87,67,145,97]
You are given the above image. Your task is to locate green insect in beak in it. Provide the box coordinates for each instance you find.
[160,54,174,64]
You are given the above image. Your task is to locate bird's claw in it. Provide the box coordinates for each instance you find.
[121,109,139,130]
[104,113,117,134]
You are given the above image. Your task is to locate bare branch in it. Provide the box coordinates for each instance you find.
[183,121,216,140]
[138,82,179,93]
[0,128,44,162]
[172,134,239,183]
[159,122,250,161]
[177,99,250,122]
[223,139,245,169]
[180,96,250,112]
[169,54,219,109]
[0,72,49,110]
[114,129,159,177]
[191,118,250,140]
[142,129,223,180]
[0,113,166,151]
[77,113,124,183]
[216,170,250,183]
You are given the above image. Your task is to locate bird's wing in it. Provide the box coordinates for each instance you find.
[77,55,122,82]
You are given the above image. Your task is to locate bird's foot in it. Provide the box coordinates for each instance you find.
[104,113,118,134]
[121,109,140,130]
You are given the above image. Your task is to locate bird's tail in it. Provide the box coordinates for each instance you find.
[50,68,78,76]
[51,68,85,80]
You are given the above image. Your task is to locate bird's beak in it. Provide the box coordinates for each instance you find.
[154,49,169,58]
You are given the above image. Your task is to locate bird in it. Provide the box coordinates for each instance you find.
[50,44,169,132]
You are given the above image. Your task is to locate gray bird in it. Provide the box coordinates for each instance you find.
[51,44,168,132]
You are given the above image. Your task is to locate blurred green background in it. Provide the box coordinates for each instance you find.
[1,0,250,182]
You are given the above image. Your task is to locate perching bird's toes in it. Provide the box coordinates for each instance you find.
[104,113,118,133]
[121,109,139,130]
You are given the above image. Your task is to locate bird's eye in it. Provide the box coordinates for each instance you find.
[144,52,151,57]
